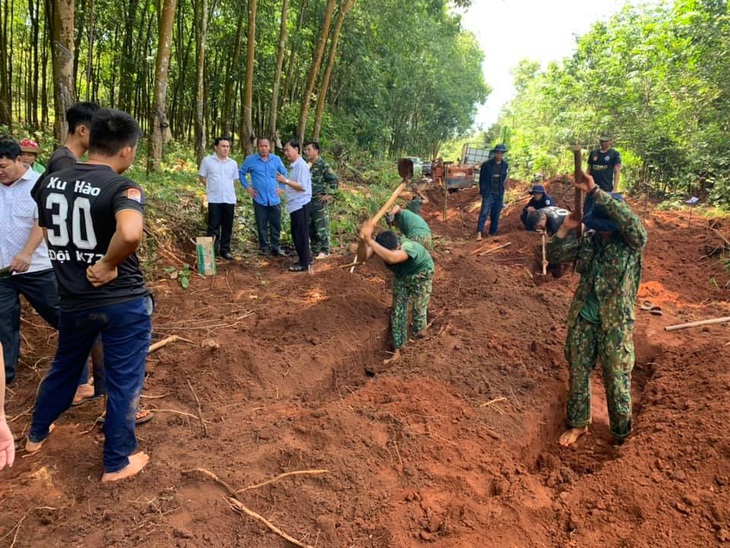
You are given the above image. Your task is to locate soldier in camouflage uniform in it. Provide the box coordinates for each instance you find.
[359,221,434,373]
[547,173,647,446]
[385,205,432,247]
[304,141,338,259]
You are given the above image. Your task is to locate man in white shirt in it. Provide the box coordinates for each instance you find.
[199,137,239,260]
[0,139,60,384]
[277,140,312,271]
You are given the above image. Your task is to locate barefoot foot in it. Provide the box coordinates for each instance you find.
[558,426,588,447]
[101,452,150,483]
[73,383,95,406]
[25,423,56,454]
[365,349,401,375]
[383,349,401,367]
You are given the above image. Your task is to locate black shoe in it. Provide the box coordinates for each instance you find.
[288,264,307,272]
[220,252,234,260]
[259,248,272,256]
[272,248,288,257]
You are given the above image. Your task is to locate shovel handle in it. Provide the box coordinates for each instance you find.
[371,181,407,225]
[573,147,584,238]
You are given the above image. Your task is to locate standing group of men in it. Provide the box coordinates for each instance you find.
[0,104,153,481]
[199,136,338,271]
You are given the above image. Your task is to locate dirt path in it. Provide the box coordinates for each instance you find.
[2,180,729,547]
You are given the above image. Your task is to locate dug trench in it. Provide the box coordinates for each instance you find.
[1,179,729,547]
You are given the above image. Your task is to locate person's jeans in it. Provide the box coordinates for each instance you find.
[207,202,235,255]
[253,201,282,252]
[29,296,152,473]
[290,203,312,267]
[0,269,59,383]
[476,193,504,236]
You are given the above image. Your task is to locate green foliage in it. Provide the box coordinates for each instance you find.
[3,0,488,166]
[496,0,730,204]
[163,264,193,289]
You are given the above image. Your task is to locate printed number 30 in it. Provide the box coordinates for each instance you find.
[45,194,98,249]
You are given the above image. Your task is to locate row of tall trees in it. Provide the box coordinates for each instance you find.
[0,0,488,169]
[488,0,729,202]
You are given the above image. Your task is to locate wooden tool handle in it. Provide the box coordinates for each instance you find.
[665,316,730,332]
[573,147,584,238]
[371,181,407,224]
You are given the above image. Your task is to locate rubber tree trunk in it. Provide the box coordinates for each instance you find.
[312,0,355,141]
[296,0,336,144]
[194,0,209,165]
[52,0,76,141]
[221,8,245,137]
[268,0,289,145]
[148,0,177,174]
[0,0,10,127]
[242,0,257,156]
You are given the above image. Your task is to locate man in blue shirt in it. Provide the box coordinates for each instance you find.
[277,140,312,271]
[476,144,508,240]
[239,138,288,256]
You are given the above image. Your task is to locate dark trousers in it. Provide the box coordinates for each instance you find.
[253,201,282,252]
[207,202,235,255]
[291,203,312,267]
[29,296,152,473]
[0,269,59,383]
[476,193,504,236]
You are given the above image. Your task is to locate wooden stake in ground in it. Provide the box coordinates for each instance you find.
[665,316,730,332]
[541,232,548,275]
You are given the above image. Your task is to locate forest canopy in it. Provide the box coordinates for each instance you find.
[0,0,488,163]
[487,0,730,202]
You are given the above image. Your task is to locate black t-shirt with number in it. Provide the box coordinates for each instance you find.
[587,148,621,192]
[34,163,149,310]
[31,146,79,202]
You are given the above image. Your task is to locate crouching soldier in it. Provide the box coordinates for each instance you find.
[360,221,434,373]
[386,205,432,247]
[548,174,646,447]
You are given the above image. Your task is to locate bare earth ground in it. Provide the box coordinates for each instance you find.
[1,179,730,547]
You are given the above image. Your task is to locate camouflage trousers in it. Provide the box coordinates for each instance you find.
[392,269,434,349]
[308,197,331,255]
[564,317,635,438]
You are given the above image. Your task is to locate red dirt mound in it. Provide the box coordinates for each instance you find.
[2,182,729,547]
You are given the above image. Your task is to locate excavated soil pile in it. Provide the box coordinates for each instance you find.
[2,179,730,547]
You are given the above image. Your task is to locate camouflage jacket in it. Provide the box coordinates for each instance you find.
[547,189,647,331]
[310,157,338,197]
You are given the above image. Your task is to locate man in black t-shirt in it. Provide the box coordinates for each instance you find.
[32,102,100,202]
[33,102,104,404]
[27,109,152,483]
[586,135,621,211]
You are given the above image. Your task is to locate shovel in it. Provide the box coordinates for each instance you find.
[350,158,413,272]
